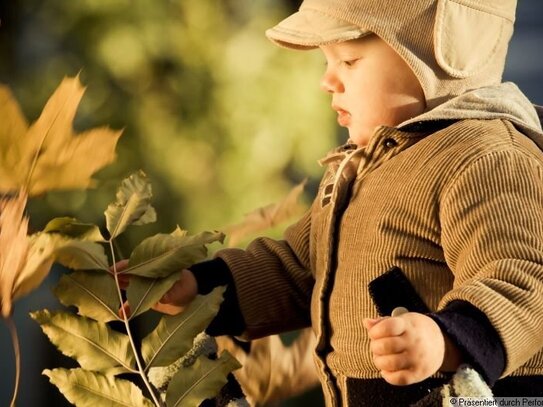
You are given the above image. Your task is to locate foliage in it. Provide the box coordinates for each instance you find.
[224,180,307,247]
[1,1,335,405]
[0,0,334,249]
[0,77,240,406]
[0,76,121,196]
[32,171,240,406]
[0,76,120,317]
[0,75,121,407]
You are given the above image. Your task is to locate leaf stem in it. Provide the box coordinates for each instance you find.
[109,240,165,407]
[6,316,21,407]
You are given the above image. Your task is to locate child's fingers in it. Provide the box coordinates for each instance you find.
[367,317,406,340]
[152,302,185,316]
[380,369,416,386]
[117,274,130,290]
[363,317,386,330]
[373,352,411,373]
[109,259,129,274]
[370,336,406,356]
[118,301,131,319]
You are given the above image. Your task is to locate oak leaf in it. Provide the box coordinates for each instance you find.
[0,76,122,196]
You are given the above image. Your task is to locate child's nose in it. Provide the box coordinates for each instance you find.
[320,70,344,93]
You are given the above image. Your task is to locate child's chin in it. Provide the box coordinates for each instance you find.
[349,131,371,148]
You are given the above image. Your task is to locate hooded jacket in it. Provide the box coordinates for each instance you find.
[194,82,543,406]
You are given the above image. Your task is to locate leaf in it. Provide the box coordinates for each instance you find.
[165,352,241,407]
[44,217,105,242]
[105,171,157,239]
[225,180,307,247]
[0,76,122,196]
[53,240,109,271]
[0,86,30,192]
[9,233,108,313]
[43,368,154,407]
[141,287,225,368]
[0,193,29,317]
[31,310,135,375]
[54,271,121,323]
[124,230,224,278]
[126,271,182,319]
[11,232,65,303]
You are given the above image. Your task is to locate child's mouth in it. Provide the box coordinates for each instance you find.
[336,109,351,126]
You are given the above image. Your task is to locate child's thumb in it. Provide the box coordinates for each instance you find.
[363,317,385,330]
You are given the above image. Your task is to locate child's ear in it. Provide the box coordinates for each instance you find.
[433,0,515,79]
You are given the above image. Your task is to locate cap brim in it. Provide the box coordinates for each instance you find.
[266,9,370,50]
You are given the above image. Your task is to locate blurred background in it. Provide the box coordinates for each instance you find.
[0,0,541,406]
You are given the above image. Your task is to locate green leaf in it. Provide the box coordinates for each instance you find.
[54,240,109,271]
[31,310,135,375]
[141,287,225,368]
[44,368,154,407]
[105,171,157,239]
[124,230,224,278]
[54,271,121,323]
[126,271,182,319]
[44,217,105,242]
[165,352,241,407]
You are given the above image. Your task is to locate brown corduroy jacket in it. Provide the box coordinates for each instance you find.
[216,115,543,405]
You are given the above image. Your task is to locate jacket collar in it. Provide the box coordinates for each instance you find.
[318,122,448,167]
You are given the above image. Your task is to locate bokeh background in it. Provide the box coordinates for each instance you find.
[0,1,541,406]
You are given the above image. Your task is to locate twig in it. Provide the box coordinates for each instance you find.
[6,316,21,407]
[109,241,165,407]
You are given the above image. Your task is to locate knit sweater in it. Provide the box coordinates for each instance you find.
[195,83,543,406]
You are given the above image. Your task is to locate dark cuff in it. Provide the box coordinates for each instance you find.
[429,300,506,385]
[189,258,246,337]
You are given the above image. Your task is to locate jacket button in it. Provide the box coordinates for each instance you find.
[383,138,398,149]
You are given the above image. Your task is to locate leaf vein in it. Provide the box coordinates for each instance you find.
[173,361,226,407]
[52,323,133,370]
[72,382,137,407]
[146,300,208,367]
[130,279,156,318]
[67,275,120,321]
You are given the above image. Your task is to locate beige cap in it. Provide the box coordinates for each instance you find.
[266,0,518,108]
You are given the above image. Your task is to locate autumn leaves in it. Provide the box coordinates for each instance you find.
[0,76,120,407]
[0,76,120,319]
[0,76,120,196]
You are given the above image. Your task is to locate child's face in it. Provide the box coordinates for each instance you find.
[320,35,426,147]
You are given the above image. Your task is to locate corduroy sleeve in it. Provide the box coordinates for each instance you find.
[439,148,543,376]
[214,208,315,339]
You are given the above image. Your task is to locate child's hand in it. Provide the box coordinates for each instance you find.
[363,312,458,386]
[109,259,130,289]
[111,260,198,317]
[151,269,198,315]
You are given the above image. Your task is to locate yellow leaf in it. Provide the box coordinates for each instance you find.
[0,195,86,317]
[11,233,60,303]
[0,76,122,196]
[0,193,29,318]
[225,180,307,247]
[0,88,29,191]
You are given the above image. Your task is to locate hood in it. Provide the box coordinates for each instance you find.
[400,82,543,150]
[266,0,518,109]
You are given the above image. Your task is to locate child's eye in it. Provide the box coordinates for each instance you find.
[342,59,360,67]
